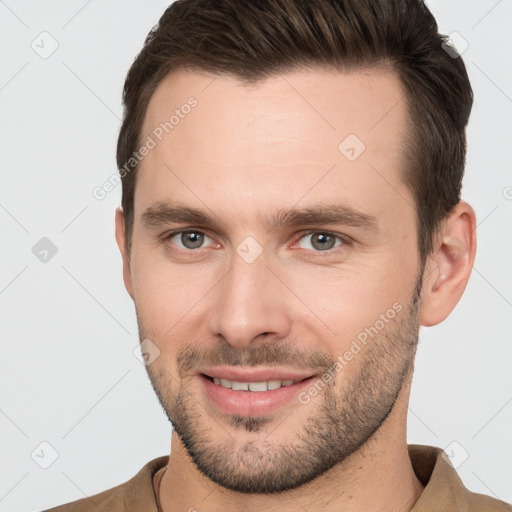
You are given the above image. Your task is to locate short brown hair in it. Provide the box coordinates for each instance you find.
[117,0,473,267]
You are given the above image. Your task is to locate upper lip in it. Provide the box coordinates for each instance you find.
[199,366,316,382]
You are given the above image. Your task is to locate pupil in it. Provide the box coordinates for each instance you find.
[181,231,204,249]
[312,233,335,251]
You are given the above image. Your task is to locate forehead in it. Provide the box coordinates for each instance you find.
[136,66,412,230]
[141,66,408,151]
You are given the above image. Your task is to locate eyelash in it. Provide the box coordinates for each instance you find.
[163,229,350,255]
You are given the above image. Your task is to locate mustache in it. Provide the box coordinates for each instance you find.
[176,340,335,378]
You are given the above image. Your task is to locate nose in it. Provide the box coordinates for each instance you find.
[207,248,292,349]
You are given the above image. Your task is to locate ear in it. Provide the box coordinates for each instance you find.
[419,201,477,327]
[115,207,134,300]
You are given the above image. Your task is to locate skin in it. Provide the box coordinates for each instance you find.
[115,67,476,511]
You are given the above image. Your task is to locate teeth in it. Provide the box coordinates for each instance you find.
[232,381,249,391]
[248,381,267,392]
[211,377,300,391]
[267,380,282,390]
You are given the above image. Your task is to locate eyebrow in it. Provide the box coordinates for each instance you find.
[141,202,379,232]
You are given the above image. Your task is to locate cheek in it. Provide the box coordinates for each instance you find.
[282,253,416,351]
[130,251,216,339]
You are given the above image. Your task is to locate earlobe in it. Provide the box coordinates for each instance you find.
[114,207,135,299]
[419,201,477,327]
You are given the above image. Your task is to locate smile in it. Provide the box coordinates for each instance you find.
[199,370,317,416]
[207,376,304,392]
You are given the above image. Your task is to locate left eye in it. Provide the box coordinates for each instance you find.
[297,232,344,252]
[168,230,213,250]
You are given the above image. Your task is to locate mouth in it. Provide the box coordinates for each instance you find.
[197,368,318,417]
[201,374,309,392]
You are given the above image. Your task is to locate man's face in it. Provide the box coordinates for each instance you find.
[123,68,424,493]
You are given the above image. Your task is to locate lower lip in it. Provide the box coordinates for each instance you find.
[199,374,315,416]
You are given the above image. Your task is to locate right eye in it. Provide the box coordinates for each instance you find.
[166,230,214,250]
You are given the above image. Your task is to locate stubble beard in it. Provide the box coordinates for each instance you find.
[141,280,422,494]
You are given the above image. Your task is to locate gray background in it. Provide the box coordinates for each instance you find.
[1,1,511,510]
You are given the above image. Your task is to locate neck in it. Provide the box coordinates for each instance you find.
[159,378,424,512]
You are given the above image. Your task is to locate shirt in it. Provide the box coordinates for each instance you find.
[42,444,512,511]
